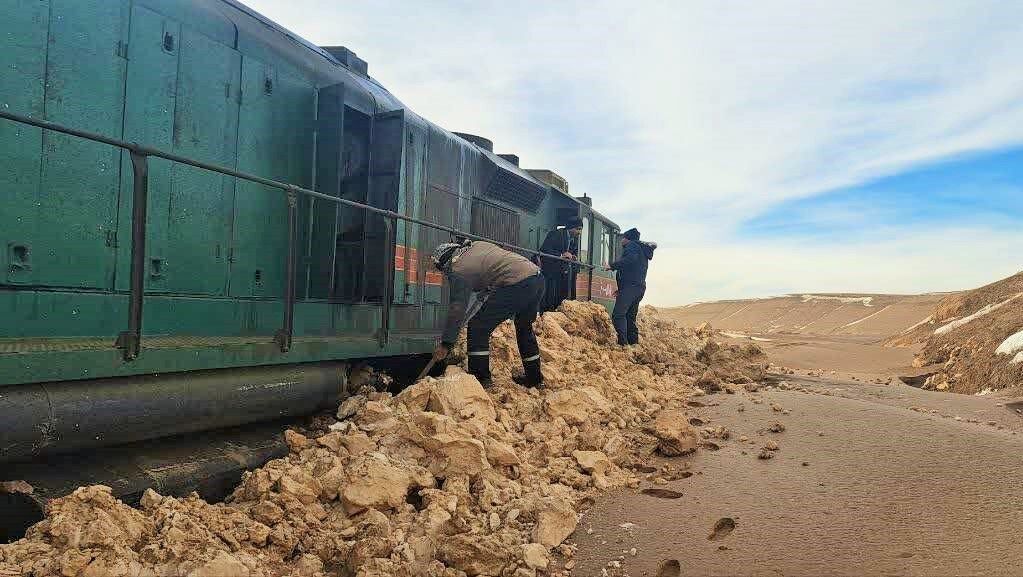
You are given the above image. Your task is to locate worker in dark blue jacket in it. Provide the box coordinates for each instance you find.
[606,228,656,346]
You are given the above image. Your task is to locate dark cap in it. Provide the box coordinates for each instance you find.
[623,228,640,241]
[565,216,584,229]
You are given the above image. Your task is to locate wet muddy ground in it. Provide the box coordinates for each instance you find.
[569,376,1023,577]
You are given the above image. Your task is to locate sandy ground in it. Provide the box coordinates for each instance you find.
[659,294,945,338]
[720,332,918,382]
[568,375,1023,577]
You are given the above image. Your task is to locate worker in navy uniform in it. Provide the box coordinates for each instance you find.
[431,240,546,387]
[536,216,583,312]
[606,228,656,346]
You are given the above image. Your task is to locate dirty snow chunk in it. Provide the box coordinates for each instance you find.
[187,551,251,577]
[533,509,578,547]
[340,456,423,514]
[995,328,1023,356]
[545,387,611,425]
[337,394,367,420]
[572,450,611,476]
[1013,351,1023,365]
[427,372,497,422]
[935,294,1022,336]
[284,429,312,452]
[440,534,513,576]
[651,409,699,456]
[521,543,551,570]
[486,439,521,466]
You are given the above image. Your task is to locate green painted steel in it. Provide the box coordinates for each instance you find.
[38,0,127,290]
[164,28,240,295]
[0,0,619,388]
[117,5,179,293]
[0,0,48,288]
[232,58,314,299]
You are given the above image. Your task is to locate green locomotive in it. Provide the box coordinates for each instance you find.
[0,0,620,462]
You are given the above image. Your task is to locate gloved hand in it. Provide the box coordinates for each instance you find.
[432,344,450,362]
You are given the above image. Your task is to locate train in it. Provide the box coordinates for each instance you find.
[0,0,620,497]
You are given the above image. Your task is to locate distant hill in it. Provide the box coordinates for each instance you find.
[659,293,944,339]
[888,272,1023,394]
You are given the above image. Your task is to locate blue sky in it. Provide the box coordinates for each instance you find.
[743,147,1023,241]
[245,0,1023,305]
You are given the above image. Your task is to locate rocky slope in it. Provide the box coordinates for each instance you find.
[0,302,765,577]
[887,272,1023,394]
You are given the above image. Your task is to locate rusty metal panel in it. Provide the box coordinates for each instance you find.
[164,27,241,295]
[116,5,179,293]
[0,0,48,287]
[35,0,127,289]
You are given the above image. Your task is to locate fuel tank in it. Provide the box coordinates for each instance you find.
[0,362,348,463]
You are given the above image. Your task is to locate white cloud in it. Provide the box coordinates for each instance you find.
[242,0,1023,304]
[648,228,1023,306]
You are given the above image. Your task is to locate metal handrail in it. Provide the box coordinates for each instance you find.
[0,109,595,359]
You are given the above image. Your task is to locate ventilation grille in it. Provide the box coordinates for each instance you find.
[471,200,520,246]
[485,169,547,212]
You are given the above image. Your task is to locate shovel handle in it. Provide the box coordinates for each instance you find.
[415,358,437,383]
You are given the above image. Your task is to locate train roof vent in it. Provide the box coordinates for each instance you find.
[526,169,569,194]
[498,154,520,166]
[453,132,494,152]
[479,153,547,212]
[321,46,368,76]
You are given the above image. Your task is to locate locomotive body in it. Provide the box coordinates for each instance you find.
[0,0,619,460]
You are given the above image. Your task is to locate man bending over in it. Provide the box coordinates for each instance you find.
[431,240,546,387]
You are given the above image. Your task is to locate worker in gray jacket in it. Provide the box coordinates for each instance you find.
[431,240,546,387]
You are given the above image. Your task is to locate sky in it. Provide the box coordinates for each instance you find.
[244,0,1023,306]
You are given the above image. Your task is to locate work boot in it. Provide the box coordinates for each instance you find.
[468,353,492,387]
[512,359,544,388]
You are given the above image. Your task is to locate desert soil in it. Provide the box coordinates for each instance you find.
[569,374,1023,577]
[563,300,1022,577]
[5,295,1020,577]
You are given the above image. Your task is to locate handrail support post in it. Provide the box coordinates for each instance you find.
[275,187,299,353]
[117,147,149,361]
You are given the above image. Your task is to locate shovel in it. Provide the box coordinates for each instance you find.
[414,357,438,383]
[413,289,492,383]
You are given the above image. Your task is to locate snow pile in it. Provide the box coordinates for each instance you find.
[994,330,1023,365]
[799,295,874,306]
[933,294,1022,336]
[0,302,765,577]
[911,272,1023,394]
[994,329,1023,357]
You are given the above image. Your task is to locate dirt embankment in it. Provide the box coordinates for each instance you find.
[658,294,936,384]
[660,293,942,338]
[886,271,1023,394]
[0,303,765,577]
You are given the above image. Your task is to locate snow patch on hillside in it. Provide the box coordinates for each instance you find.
[800,294,874,306]
[934,293,1022,336]
[995,328,1023,357]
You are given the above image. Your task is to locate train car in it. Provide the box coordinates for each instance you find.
[0,0,620,464]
